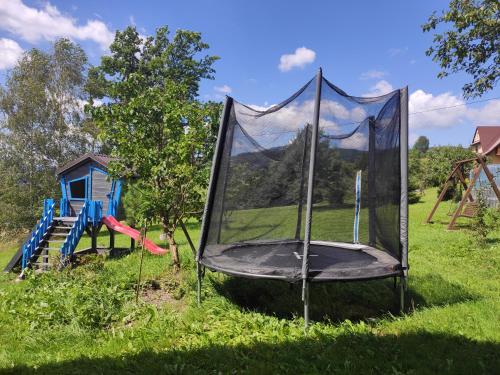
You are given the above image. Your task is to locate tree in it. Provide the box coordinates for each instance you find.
[421,146,475,200]
[88,26,220,270]
[0,39,95,232]
[422,0,499,98]
[408,150,424,203]
[413,136,430,154]
[315,143,354,206]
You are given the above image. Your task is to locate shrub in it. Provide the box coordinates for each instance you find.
[0,265,138,330]
[471,189,500,247]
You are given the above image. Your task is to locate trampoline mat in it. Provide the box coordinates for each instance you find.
[201,241,402,282]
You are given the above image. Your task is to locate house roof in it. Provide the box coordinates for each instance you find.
[471,126,500,155]
[56,153,114,176]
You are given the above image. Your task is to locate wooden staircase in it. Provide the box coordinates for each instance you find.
[30,217,77,272]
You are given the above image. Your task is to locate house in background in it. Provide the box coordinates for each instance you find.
[470,126,500,208]
[471,126,500,163]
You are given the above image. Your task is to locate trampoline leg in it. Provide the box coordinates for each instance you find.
[196,262,202,306]
[399,276,406,313]
[303,281,310,330]
[393,276,397,289]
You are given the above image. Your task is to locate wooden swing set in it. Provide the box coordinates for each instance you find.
[426,155,500,230]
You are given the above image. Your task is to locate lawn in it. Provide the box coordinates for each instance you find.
[0,189,498,374]
[216,201,369,244]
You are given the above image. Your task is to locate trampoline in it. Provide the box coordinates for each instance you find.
[196,68,409,326]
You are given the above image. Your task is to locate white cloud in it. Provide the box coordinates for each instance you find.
[466,99,500,124]
[0,38,23,69]
[240,100,316,135]
[214,85,232,95]
[0,0,114,50]
[320,100,367,123]
[340,132,368,150]
[409,90,466,129]
[360,70,387,80]
[363,80,394,96]
[361,79,500,132]
[409,90,500,130]
[278,47,316,72]
[238,100,325,150]
[321,100,350,120]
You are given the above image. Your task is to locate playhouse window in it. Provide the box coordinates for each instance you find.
[69,178,87,199]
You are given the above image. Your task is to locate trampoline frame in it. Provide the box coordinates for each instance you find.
[200,240,403,282]
[196,68,409,328]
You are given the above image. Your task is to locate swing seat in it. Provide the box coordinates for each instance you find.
[459,202,479,218]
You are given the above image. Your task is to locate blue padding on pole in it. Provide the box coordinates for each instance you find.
[354,170,362,243]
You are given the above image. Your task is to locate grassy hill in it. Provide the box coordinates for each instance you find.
[0,189,498,374]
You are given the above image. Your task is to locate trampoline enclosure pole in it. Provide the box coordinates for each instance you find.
[301,68,323,329]
[303,282,310,329]
[196,96,233,303]
[295,124,310,240]
[368,116,376,246]
[197,261,202,305]
[196,96,232,260]
[400,276,406,312]
[400,86,409,312]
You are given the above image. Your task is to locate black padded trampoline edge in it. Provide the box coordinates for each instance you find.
[199,259,403,283]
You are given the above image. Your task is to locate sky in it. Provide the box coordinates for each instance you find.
[0,0,498,147]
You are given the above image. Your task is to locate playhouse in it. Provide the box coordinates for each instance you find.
[57,153,121,217]
[4,153,166,275]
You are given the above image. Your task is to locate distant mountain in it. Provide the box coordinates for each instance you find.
[230,146,286,168]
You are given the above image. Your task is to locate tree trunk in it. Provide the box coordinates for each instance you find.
[162,217,180,271]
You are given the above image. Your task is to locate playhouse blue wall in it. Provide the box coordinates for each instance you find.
[59,161,122,217]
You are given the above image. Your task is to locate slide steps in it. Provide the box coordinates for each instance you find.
[26,217,81,273]
[5,210,168,274]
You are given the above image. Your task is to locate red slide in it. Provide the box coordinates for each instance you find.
[101,216,168,255]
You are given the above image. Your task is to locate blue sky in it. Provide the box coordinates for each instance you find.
[0,0,498,146]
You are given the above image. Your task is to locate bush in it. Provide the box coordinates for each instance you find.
[471,190,500,247]
[437,181,458,201]
[408,176,421,204]
[408,150,423,204]
[0,263,139,330]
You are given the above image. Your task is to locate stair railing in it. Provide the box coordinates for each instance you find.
[21,199,55,269]
[89,200,103,226]
[59,198,69,217]
[60,200,89,262]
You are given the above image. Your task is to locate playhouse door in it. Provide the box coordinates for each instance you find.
[91,167,112,215]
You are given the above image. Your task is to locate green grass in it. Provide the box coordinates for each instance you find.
[219,201,369,244]
[0,189,498,374]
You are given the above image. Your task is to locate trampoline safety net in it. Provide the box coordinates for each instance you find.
[199,70,408,282]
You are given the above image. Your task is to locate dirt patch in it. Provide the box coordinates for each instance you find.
[140,279,186,311]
